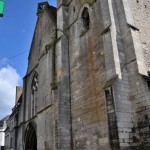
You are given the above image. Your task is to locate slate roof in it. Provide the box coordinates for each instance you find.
[0,115,9,127]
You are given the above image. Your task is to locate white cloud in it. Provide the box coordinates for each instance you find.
[0,63,21,120]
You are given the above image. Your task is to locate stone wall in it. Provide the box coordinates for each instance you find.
[130,0,150,72]
[68,1,109,149]
[114,0,150,149]
[23,3,57,150]
[56,0,150,149]
[6,1,150,150]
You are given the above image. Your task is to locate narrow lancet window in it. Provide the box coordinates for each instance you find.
[82,7,90,30]
[31,72,38,117]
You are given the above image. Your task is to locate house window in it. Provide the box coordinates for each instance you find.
[148,81,150,91]
[82,7,90,30]
[10,138,12,148]
[31,72,38,117]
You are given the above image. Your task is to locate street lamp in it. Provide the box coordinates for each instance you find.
[0,0,4,17]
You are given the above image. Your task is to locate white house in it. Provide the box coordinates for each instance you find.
[0,116,9,150]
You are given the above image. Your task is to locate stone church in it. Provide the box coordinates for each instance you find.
[5,0,150,150]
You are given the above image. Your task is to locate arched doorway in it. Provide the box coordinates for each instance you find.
[24,123,37,150]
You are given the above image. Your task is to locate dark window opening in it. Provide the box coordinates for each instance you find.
[38,2,48,10]
[1,146,5,150]
[10,138,12,148]
[25,123,37,150]
[105,89,111,97]
[148,81,150,90]
[31,72,38,117]
[73,6,75,12]
[145,114,148,120]
[82,7,90,30]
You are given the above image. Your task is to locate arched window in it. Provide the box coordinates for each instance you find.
[82,7,90,30]
[31,72,38,117]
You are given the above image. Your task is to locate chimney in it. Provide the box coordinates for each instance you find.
[15,86,23,103]
[37,2,49,16]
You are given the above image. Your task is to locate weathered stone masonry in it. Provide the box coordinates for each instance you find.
[5,0,150,150]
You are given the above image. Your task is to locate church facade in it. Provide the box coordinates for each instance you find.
[5,0,150,150]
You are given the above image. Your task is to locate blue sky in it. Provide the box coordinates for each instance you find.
[0,0,57,120]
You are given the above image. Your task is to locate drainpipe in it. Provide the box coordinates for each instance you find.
[22,77,27,150]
